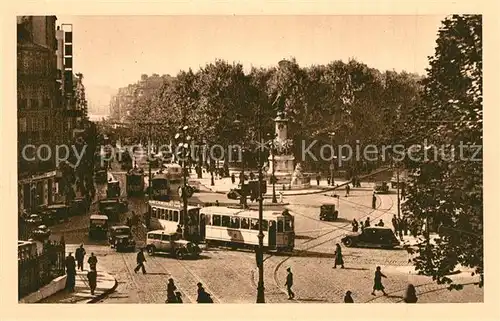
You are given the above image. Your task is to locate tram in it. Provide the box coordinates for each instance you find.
[126,167,145,196]
[163,163,183,196]
[150,172,170,201]
[106,173,121,198]
[148,200,203,240]
[200,206,295,252]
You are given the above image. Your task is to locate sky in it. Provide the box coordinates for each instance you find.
[57,15,447,91]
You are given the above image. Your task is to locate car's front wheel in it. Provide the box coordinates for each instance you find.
[175,249,185,260]
[343,238,354,247]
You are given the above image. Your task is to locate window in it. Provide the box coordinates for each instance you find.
[64,32,72,43]
[212,215,221,226]
[148,233,161,240]
[285,218,294,232]
[64,44,73,55]
[261,220,269,231]
[206,215,212,226]
[251,219,259,230]
[230,217,240,229]
[173,211,179,222]
[161,234,171,241]
[19,118,27,132]
[64,57,73,68]
[151,208,157,218]
[18,98,27,109]
[277,219,284,232]
[43,98,51,109]
[160,209,165,220]
[240,218,249,229]
[168,210,172,221]
[221,215,230,227]
[30,99,38,109]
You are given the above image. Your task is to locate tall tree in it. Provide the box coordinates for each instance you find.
[402,15,483,288]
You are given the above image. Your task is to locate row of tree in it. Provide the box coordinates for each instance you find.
[112,15,483,289]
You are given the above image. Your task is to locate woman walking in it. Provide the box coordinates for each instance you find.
[403,284,418,303]
[166,278,177,303]
[371,266,388,296]
[333,243,344,269]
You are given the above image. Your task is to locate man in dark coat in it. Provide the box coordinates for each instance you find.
[371,266,388,296]
[166,278,177,303]
[285,267,295,299]
[196,282,213,303]
[88,252,98,271]
[75,244,86,271]
[333,243,344,268]
[365,217,371,228]
[87,267,97,295]
[372,192,377,209]
[134,248,147,274]
[344,290,354,303]
[65,252,76,292]
[391,215,398,233]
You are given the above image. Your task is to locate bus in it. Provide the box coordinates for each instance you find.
[150,172,170,201]
[148,200,203,240]
[200,206,295,252]
[126,167,144,196]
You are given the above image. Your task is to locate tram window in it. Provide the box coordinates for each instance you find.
[160,209,166,220]
[230,217,240,228]
[213,215,221,226]
[277,219,284,232]
[173,211,179,222]
[206,215,212,225]
[241,218,249,229]
[250,219,259,230]
[152,208,157,218]
[221,215,231,227]
[161,234,171,241]
[168,210,172,221]
[285,219,294,231]
[261,220,268,231]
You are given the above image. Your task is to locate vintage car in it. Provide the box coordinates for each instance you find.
[69,197,88,216]
[107,180,121,198]
[98,198,128,222]
[89,214,109,239]
[341,226,400,249]
[146,230,201,259]
[319,204,339,221]
[374,181,390,194]
[40,204,70,225]
[109,225,136,251]
[25,214,43,225]
[32,225,51,240]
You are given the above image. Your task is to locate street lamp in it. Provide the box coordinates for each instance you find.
[329,132,336,186]
[175,126,191,240]
[256,107,265,304]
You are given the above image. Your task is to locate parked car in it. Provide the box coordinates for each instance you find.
[374,181,389,194]
[109,225,136,252]
[146,230,201,259]
[70,197,88,216]
[341,226,400,249]
[25,214,43,225]
[319,204,339,221]
[32,225,51,240]
[43,204,70,224]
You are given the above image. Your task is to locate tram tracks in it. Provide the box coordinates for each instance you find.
[266,194,395,301]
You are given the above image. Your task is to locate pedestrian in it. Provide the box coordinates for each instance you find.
[351,219,359,232]
[327,177,331,186]
[65,252,76,292]
[360,221,365,232]
[345,184,350,197]
[75,244,86,271]
[372,192,377,209]
[134,248,147,274]
[87,252,98,271]
[391,215,398,233]
[376,219,384,227]
[215,200,219,206]
[196,282,213,303]
[166,278,177,303]
[401,184,406,200]
[333,243,344,269]
[174,292,183,303]
[279,191,284,203]
[176,224,183,238]
[87,267,97,295]
[365,217,371,228]
[403,284,418,303]
[344,290,354,303]
[402,217,409,236]
[316,173,321,186]
[231,173,236,184]
[284,267,295,300]
[249,172,255,180]
[371,266,388,296]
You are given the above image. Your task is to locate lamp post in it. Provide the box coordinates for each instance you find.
[267,133,278,204]
[175,126,191,240]
[256,106,265,304]
[329,132,336,186]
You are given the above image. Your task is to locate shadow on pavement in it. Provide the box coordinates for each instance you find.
[341,267,369,271]
[295,235,314,240]
[296,298,329,302]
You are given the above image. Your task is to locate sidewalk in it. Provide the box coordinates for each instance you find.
[39,270,117,304]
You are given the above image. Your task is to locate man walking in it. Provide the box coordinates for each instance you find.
[371,266,388,296]
[87,267,97,295]
[372,192,377,209]
[134,248,147,274]
[65,252,76,292]
[88,252,98,271]
[75,244,86,271]
[345,184,350,197]
[285,267,295,300]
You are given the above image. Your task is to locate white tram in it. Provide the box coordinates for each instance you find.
[200,206,295,252]
[148,200,203,239]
